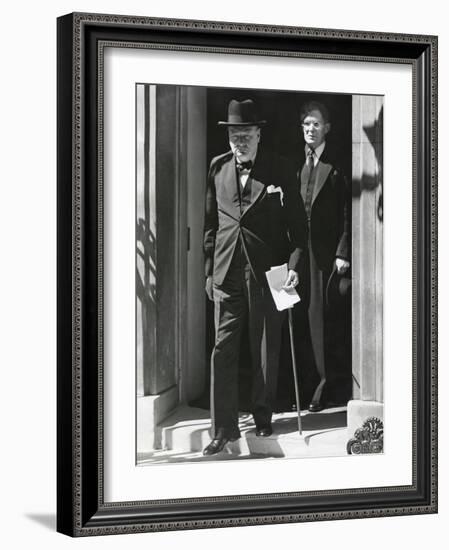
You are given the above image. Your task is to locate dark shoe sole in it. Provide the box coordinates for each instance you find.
[255,427,273,437]
[308,403,324,413]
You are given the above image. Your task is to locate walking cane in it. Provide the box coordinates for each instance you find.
[288,308,302,435]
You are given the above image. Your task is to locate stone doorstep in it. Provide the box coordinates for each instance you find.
[138,405,349,463]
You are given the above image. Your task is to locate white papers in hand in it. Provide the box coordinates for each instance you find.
[265,264,300,311]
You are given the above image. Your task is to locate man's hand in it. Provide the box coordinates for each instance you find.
[283,269,299,290]
[335,258,350,274]
[205,276,214,301]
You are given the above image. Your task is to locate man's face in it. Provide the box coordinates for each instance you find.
[301,109,330,149]
[228,125,260,162]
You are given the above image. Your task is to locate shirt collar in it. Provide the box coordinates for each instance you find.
[305,141,326,162]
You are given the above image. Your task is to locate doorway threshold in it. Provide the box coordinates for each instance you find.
[137,406,348,464]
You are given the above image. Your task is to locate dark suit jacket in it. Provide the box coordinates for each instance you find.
[298,146,350,273]
[204,148,308,287]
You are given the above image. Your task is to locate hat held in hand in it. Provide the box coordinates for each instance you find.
[326,265,351,308]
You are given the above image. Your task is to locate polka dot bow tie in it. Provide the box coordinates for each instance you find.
[237,160,253,172]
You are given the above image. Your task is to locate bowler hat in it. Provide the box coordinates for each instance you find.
[326,266,351,308]
[218,99,266,126]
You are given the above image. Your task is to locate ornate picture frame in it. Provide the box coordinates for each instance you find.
[57,12,437,536]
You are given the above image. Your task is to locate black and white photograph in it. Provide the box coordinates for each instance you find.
[136,85,383,464]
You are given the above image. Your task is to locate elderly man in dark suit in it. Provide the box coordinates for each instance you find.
[297,100,350,412]
[203,99,307,456]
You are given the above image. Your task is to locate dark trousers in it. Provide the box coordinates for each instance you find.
[210,250,284,438]
[308,241,327,405]
[295,240,351,407]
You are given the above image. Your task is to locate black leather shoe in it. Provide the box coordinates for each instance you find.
[308,402,324,413]
[256,426,273,437]
[203,429,240,456]
[203,436,229,456]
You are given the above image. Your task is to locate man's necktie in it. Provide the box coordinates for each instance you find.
[307,148,315,171]
[304,149,315,222]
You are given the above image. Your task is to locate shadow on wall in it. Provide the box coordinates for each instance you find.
[352,105,383,222]
[25,514,56,531]
[136,217,156,303]
[136,217,157,395]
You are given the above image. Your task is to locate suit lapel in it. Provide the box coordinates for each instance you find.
[242,175,265,216]
[312,160,332,204]
[297,146,333,206]
[240,152,267,217]
[219,158,241,217]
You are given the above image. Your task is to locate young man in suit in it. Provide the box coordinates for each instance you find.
[297,100,350,412]
[203,99,307,455]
